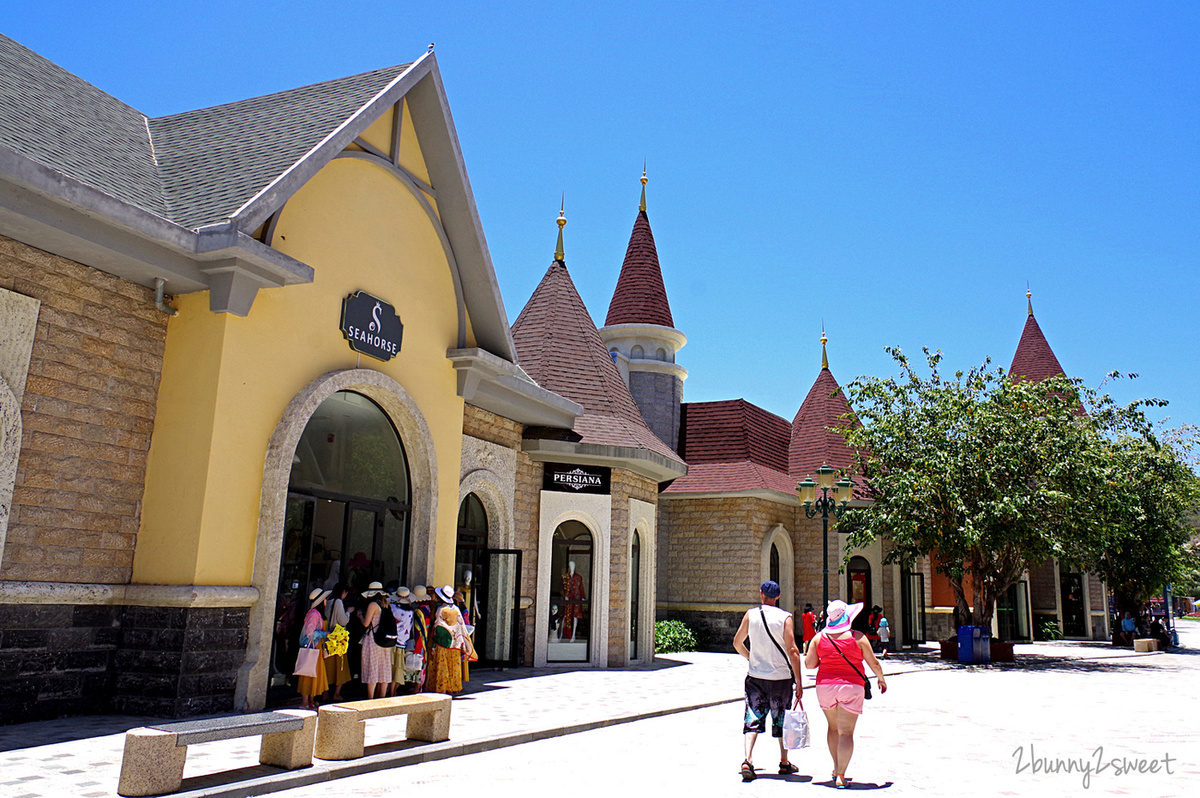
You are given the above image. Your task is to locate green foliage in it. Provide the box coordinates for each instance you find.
[654,619,699,654]
[1036,618,1064,641]
[840,347,1165,627]
[1075,433,1200,611]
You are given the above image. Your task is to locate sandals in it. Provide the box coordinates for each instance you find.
[835,773,849,789]
[778,762,799,775]
[740,760,756,782]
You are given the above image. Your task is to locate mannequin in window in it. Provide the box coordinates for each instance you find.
[560,560,585,642]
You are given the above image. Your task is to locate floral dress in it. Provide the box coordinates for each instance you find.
[361,606,393,685]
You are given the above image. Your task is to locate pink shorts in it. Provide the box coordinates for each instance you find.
[815,683,865,715]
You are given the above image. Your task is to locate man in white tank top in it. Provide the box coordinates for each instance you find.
[732,580,804,781]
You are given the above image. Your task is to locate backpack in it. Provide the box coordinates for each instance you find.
[373,605,398,647]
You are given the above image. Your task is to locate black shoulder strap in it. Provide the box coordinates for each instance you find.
[828,633,869,684]
[758,607,795,682]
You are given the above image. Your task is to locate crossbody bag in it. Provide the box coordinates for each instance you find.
[758,607,795,683]
[827,633,872,699]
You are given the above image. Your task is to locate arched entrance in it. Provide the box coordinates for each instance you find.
[847,556,871,608]
[268,390,411,702]
[548,520,593,663]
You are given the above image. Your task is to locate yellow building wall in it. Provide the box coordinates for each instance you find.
[136,150,465,587]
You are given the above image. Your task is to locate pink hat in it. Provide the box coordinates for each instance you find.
[825,600,862,633]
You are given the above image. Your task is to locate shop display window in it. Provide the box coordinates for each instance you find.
[548,521,593,662]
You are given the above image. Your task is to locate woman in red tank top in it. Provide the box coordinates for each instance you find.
[803,600,888,788]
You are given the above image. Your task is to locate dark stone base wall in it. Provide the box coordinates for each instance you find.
[0,603,120,723]
[0,602,249,724]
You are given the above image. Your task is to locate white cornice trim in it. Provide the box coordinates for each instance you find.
[522,438,686,483]
[447,347,581,428]
[599,323,686,352]
[626,359,688,381]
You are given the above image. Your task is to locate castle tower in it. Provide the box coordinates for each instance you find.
[599,171,687,453]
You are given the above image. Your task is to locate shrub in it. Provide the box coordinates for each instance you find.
[654,619,699,654]
[1036,618,1064,641]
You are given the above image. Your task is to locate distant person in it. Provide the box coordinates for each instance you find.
[733,581,804,782]
[876,615,890,657]
[802,603,817,654]
[805,600,888,789]
[1118,612,1136,647]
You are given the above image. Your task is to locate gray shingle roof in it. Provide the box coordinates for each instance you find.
[0,33,167,216]
[149,65,410,229]
[0,32,411,230]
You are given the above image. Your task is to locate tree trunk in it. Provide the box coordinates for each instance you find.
[949,577,971,631]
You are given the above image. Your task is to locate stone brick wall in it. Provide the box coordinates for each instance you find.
[607,469,658,665]
[628,371,680,453]
[462,404,522,450]
[512,452,542,666]
[657,495,828,650]
[0,235,167,584]
[1027,559,1059,612]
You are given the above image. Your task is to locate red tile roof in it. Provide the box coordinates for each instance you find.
[512,260,681,464]
[664,460,797,495]
[1009,313,1066,383]
[677,399,789,472]
[789,368,858,481]
[666,370,864,497]
[604,210,674,327]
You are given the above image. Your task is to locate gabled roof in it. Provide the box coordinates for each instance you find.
[1009,311,1066,383]
[0,34,517,357]
[604,210,674,327]
[789,367,858,482]
[513,260,682,466]
[149,66,411,229]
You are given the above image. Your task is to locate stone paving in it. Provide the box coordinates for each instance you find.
[0,626,1194,798]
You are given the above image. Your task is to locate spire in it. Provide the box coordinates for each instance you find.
[821,325,829,370]
[1027,285,1033,317]
[1010,295,1066,383]
[639,160,647,212]
[553,195,566,263]
[604,172,674,327]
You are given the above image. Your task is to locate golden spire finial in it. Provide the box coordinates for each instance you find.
[821,323,829,370]
[554,194,566,262]
[1026,283,1033,317]
[639,159,648,212]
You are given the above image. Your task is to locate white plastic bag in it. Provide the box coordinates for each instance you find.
[783,702,810,750]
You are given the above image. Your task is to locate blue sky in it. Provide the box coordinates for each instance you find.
[7,2,1199,434]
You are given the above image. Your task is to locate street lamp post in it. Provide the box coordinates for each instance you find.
[798,464,855,610]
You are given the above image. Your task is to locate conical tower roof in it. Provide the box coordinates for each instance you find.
[513,260,681,463]
[1009,298,1066,382]
[604,209,674,327]
[789,368,858,480]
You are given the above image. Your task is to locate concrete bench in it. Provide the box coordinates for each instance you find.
[1134,638,1160,652]
[117,709,315,797]
[314,694,451,760]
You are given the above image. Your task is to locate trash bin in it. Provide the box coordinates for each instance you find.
[976,627,991,664]
[957,625,977,663]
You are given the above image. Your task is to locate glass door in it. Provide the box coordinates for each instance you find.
[901,570,926,646]
[1060,571,1087,637]
[476,549,522,667]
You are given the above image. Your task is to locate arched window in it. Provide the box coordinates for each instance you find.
[760,525,794,612]
[847,556,871,608]
[631,345,644,359]
[770,543,781,585]
[656,347,667,361]
[630,530,641,659]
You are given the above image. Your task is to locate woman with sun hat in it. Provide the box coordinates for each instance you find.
[804,599,888,788]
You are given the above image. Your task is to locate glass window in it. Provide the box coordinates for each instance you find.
[770,543,780,585]
[548,521,593,663]
[290,391,409,504]
[630,531,641,659]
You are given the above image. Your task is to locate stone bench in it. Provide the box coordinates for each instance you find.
[117,709,315,797]
[314,694,451,760]
[1134,638,1160,652]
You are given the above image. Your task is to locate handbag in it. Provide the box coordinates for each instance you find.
[782,700,810,750]
[828,634,872,699]
[293,647,320,678]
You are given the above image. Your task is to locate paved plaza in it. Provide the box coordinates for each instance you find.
[1,623,1196,798]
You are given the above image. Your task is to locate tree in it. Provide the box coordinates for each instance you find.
[1075,433,1200,615]
[839,347,1151,629]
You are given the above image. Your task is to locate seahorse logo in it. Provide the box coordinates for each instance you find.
[369,302,382,333]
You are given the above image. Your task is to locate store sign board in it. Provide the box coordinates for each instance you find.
[340,291,403,361]
[543,463,610,494]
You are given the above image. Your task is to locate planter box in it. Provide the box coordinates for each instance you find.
[939,641,958,660]
[989,641,1015,662]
